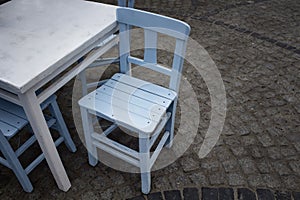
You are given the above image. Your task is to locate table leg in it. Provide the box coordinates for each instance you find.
[18,90,71,192]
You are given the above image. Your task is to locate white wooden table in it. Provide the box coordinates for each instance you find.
[0,0,117,191]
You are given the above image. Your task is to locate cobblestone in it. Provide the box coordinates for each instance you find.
[239,157,259,174]
[179,156,200,172]
[238,188,256,200]
[275,191,292,200]
[257,189,275,200]
[202,188,218,200]
[183,188,199,200]
[218,188,234,200]
[293,192,300,200]
[147,192,163,200]
[164,190,181,200]
[227,173,247,186]
[1,0,300,199]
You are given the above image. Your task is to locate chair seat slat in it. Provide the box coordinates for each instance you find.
[0,121,19,137]
[93,90,165,119]
[79,92,166,134]
[0,109,28,130]
[95,85,166,114]
[111,73,176,100]
[105,79,173,107]
[0,98,27,119]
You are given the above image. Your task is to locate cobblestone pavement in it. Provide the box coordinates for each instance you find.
[0,0,299,199]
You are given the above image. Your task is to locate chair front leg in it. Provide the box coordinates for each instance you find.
[139,133,151,194]
[0,132,33,192]
[80,107,98,166]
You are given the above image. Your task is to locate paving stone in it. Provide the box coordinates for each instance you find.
[127,196,146,200]
[239,157,259,174]
[238,188,256,200]
[275,136,290,146]
[227,173,246,186]
[239,135,258,146]
[247,174,265,188]
[99,188,115,200]
[222,159,240,173]
[280,146,297,157]
[208,171,227,185]
[117,185,135,200]
[257,133,274,147]
[257,189,275,200]
[2,0,300,198]
[271,161,293,176]
[200,159,221,172]
[293,192,300,200]
[275,191,291,200]
[248,146,264,158]
[202,187,218,200]
[183,188,199,200]
[218,188,234,200]
[147,192,163,200]
[81,191,100,200]
[152,176,172,191]
[289,160,300,174]
[267,146,282,160]
[261,174,281,188]
[281,175,300,190]
[231,146,248,157]
[256,159,272,174]
[168,172,192,188]
[164,190,182,200]
[188,171,209,186]
[214,147,234,161]
[179,156,200,172]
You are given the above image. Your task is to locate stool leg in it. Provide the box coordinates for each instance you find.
[0,132,33,192]
[139,134,151,194]
[49,101,77,153]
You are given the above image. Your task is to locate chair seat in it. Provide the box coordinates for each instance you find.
[0,95,56,138]
[79,73,177,134]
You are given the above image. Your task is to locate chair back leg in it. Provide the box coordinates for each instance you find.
[49,100,77,153]
[0,132,33,192]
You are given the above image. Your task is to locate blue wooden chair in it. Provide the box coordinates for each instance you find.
[0,95,76,192]
[80,0,135,95]
[79,8,190,194]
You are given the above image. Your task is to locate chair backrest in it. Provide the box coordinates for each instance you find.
[118,0,135,8]
[117,8,191,93]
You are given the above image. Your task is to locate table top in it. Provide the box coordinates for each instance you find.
[0,0,117,93]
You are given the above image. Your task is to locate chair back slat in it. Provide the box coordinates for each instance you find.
[144,29,157,64]
[170,39,187,91]
[117,8,190,93]
[119,23,131,74]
